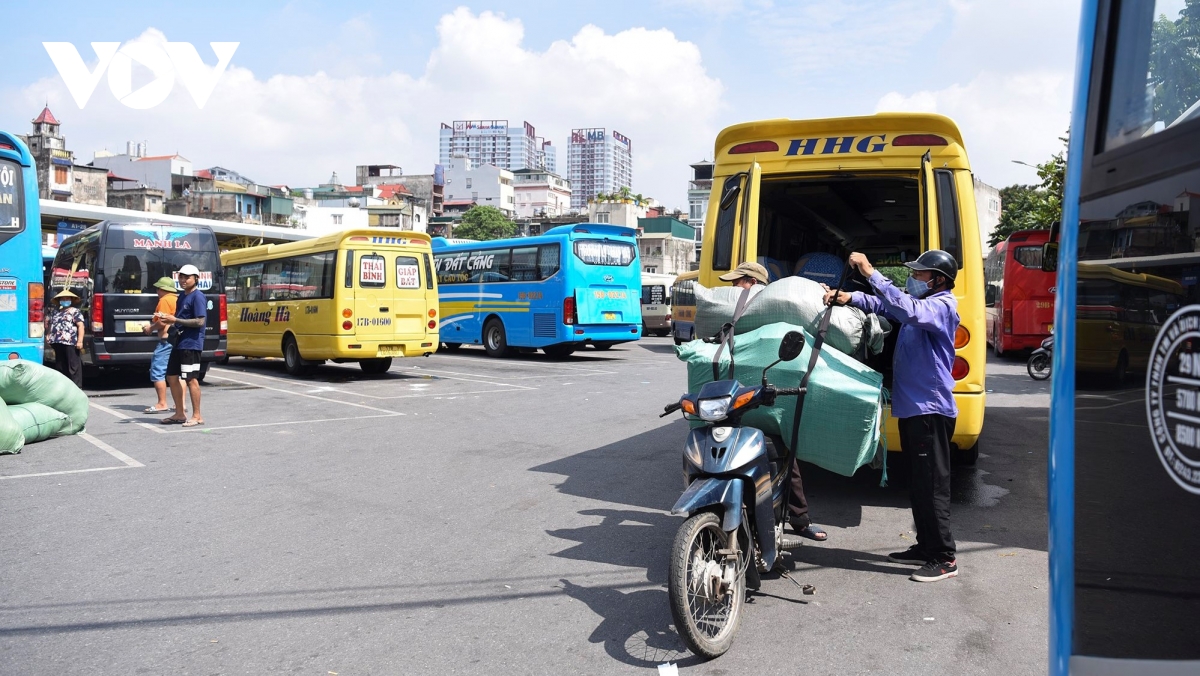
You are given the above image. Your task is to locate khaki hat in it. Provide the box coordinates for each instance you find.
[52,289,79,301]
[153,276,177,291]
[718,261,769,285]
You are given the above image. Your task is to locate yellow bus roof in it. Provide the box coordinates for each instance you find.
[712,113,970,171]
[1078,263,1184,294]
[673,270,701,282]
[222,228,432,265]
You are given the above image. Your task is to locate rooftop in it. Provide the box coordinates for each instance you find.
[32,106,59,126]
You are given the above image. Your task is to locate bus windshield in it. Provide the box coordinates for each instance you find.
[573,240,635,266]
[100,225,221,293]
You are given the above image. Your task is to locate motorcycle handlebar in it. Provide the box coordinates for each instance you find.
[773,386,806,396]
[660,402,682,418]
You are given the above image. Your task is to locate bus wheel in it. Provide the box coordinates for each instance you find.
[283,337,311,376]
[441,342,462,352]
[543,344,574,359]
[359,358,392,374]
[953,441,979,466]
[483,319,510,358]
[992,328,1003,357]
[673,332,683,346]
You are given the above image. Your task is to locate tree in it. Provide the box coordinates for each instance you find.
[988,134,1068,247]
[616,186,633,203]
[454,206,518,241]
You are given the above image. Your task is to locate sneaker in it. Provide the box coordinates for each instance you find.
[887,546,928,564]
[911,559,958,582]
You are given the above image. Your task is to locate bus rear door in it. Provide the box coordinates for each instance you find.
[571,238,640,327]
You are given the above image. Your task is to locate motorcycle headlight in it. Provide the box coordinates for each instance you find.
[698,396,732,422]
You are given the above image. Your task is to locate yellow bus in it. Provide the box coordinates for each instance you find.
[670,270,700,345]
[221,229,439,375]
[701,113,986,460]
[1075,263,1183,384]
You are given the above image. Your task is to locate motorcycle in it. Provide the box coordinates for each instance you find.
[1028,334,1053,381]
[660,329,810,658]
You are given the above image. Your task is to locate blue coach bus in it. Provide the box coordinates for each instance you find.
[0,131,43,362]
[432,224,642,357]
[1048,1,1200,673]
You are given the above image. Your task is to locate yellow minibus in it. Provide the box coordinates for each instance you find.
[1075,264,1183,384]
[701,113,986,461]
[221,229,439,375]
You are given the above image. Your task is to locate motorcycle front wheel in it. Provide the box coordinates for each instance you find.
[668,511,745,658]
[1028,352,1051,380]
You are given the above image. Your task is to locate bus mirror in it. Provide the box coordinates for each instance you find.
[719,182,741,210]
[1041,242,1058,273]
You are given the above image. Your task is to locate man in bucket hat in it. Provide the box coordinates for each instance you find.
[142,276,179,414]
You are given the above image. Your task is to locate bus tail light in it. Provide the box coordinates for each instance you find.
[729,140,779,154]
[892,134,948,146]
[342,308,353,318]
[1003,308,1012,334]
[954,326,969,349]
[218,294,228,336]
[342,320,353,331]
[91,294,104,336]
[28,283,44,339]
[428,309,437,318]
[427,320,437,330]
[563,295,577,325]
[952,356,969,380]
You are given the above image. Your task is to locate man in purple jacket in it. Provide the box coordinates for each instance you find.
[824,249,961,583]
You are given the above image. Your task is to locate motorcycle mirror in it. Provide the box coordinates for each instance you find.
[779,331,805,362]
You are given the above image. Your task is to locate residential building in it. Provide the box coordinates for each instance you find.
[108,186,165,214]
[442,199,478,218]
[291,203,368,235]
[366,183,428,232]
[540,140,557,175]
[442,156,515,217]
[355,164,444,217]
[20,106,107,206]
[513,168,572,219]
[974,177,1001,248]
[587,199,647,228]
[91,142,193,196]
[637,216,696,276]
[439,120,552,172]
[567,128,633,210]
[688,161,713,261]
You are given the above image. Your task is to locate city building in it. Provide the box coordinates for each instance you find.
[587,198,647,228]
[512,168,572,219]
[356,164,444,217]
[108,186,165,214]
[637,216,696,276]
[567,128,632,210]
[439,120,553,172]
[20,106,107,206]
[442,156,515,217]
[974,177,1001,248]
[688,161,713,261]
[91,143,193,197]
[366,183,428,232]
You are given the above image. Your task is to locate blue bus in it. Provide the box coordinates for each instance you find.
[1049,1,1200,673]
[0,132,43,362]
[431,224,642,357]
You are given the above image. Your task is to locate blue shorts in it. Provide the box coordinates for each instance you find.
[150,339,172,383]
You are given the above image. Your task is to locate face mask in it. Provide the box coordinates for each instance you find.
[906,276,930,297]
[59,300,72,308]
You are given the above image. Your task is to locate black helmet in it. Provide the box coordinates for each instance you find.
[905,249,958,281]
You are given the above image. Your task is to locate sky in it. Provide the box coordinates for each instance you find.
[0,0,1087,210]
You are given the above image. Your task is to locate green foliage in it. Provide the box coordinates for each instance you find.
[989,135,1067,247]
[454,206,518,241]
[1151,4,1200,124]
[876,265,911,287]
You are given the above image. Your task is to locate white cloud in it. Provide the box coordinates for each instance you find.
[8,11,722,208]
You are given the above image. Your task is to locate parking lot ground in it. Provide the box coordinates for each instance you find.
[0,339,1050,675]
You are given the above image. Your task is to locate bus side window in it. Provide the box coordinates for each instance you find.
[344,250,354,288]
[712,175,740,271]
[934,169,963,267]
[538,244,560,280]
[511,247,538,282]
[423,254,434,289]
[225,265,240,302]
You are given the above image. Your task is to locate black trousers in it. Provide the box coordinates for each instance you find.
[898,414,957,561]
[52,344,83,388]
[787,456,811,526]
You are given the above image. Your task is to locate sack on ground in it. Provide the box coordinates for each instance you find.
[0,397,24,455]
[677,322,884,477]
[692,277,890,356]
[0,360,88,435]
[7,402,71,444]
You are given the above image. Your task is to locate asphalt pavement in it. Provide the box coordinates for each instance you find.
[0,338,1051,675]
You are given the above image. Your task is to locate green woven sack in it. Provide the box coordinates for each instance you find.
[7,402,71,444]
[0,397,24,455]
[677,322,884,477]
[0,360,88,435]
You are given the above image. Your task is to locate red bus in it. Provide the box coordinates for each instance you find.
[984,229,1055,354]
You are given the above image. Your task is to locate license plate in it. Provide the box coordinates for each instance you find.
[377,345,404,357]
[603,312,617,321]
[124,320,146,333]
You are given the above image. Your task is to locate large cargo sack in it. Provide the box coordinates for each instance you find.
[0,360,88,434]
[0,398,24,455]
[692,277,890,356]
[678,322,884,477]
[7,402,71,444]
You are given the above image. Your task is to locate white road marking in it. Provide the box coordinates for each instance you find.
[157,413,402,432]
[0,433,142,480]
[204,372,400,414]
[216,364,537,392]
[88,402,166,434]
